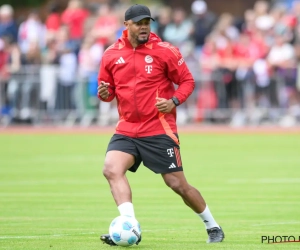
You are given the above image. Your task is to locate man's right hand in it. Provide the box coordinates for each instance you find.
[98,81,110,100]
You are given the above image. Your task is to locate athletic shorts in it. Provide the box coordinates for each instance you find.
[106,134,183,174]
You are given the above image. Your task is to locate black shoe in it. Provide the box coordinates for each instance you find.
[100,233,142,246]
[100,234,117,246]
[206,226,225,243]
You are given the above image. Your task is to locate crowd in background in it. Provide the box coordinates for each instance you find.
[1,0,300,127]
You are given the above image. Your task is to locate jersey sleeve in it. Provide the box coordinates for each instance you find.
[164,44,195,105]
[97,52,116,102]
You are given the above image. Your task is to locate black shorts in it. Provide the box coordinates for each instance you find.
[106,134,183,174]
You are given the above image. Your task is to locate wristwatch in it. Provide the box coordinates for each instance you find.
[171,96,180,106]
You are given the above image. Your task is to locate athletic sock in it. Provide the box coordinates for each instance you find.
[197,205,220,229]
[118,202,135,218]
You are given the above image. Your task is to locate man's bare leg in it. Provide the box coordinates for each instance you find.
[162,171,224,243]
[101,151,140,246]
[102,150,136,216]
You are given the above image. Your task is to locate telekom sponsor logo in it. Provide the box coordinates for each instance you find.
[145,65,152,74]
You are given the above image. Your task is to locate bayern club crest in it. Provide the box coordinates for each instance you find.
[145,55,153,63]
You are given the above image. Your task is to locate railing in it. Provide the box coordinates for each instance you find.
[0,64,300,127]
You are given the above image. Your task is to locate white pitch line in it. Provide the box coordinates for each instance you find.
[0,229,178,240]
[228,178,300,184]
[0,236,40,239]
[0,232,97,240]
[252,221,300,226]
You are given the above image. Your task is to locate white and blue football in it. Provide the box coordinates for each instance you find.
[109,215,141,247]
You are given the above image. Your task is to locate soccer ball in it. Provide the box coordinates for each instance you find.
[109,215,141,247]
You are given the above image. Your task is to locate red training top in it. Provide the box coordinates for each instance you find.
[98,31,194,143]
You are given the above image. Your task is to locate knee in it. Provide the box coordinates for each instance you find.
[102,161,114,180]
[164,179,187,195]
[102,160,121,180]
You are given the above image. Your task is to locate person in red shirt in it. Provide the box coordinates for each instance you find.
[91,3,119,47]
[45,3,61,35]
[61,0,89,41]
[98,4,224,246]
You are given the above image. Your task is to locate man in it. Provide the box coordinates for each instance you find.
[98,4,225,246]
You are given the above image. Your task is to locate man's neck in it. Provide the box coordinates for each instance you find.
[128,37,139,48]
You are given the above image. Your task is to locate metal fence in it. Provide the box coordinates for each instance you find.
[0,64,300,127]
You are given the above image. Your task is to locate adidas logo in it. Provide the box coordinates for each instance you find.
[115,57,125,64]
[169,163,176,169]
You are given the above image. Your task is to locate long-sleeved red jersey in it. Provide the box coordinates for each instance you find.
[98,30,195,143]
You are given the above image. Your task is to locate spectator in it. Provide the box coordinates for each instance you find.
[78,35,103,96]
[213,13,240,42]
[212,33,238,110]
[0,38,9,81]
[254,0,270,17]
[270,5,294,43]
[91,3,119,48]
[231,32,265,126]
[0,5,18,42]
[267,34,297,108]
[241,9,257,35]
[77,34,104,125]
[7,38,41,121]
[155,6,172,41]
[163,8,193,48]
[191,0,217,55]
[55,26,77,119]
[61,0,89,54]
[45,2,61,36]
[0,37,10,121]
[18,10,47,54]
[194,36,218,122]
[40,34,59,112]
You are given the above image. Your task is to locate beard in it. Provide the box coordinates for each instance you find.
[137,37,149,44]
[128,29,150,45]
[136,34,149,45]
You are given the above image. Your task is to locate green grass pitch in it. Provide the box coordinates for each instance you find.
[1,132,300,249]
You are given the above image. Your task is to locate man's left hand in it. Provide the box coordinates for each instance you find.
[155,97,175,113]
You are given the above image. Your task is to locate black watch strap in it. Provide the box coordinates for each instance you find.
[171,97,180,106]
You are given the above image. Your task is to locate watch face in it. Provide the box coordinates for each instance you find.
[172,97,179,106]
